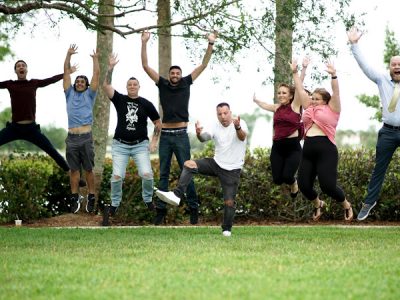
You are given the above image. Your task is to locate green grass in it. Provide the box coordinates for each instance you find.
[0,226,399,300]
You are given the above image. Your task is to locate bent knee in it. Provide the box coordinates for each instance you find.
[184,160,197,169]
[141,172,154,180]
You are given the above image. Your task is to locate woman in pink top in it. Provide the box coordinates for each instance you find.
[253,58,309,198]
[291,59,353,221]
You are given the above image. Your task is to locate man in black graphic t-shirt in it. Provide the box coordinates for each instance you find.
[141,30,218,225]
[101,53,161,225]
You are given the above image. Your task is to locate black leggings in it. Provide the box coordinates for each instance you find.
[298,136,345,202]
[0,122,70,171]
[270,137,301,185]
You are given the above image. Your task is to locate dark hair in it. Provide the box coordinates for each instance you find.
[128,77,140,84]
[74,75,90,91]
[312,88,331,103]
[278,83,295,103]
[14,60,27,70]
[216,102,230,109]
[169,65,182,72]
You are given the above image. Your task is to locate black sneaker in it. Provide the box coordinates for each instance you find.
[145,202,155,211]
[102,205,118,226]
[154,208,167,225]
[86,194,95,213]
[189,207,199,225]
[70,193,80,214]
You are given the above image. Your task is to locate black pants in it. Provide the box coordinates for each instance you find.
[270,137,302,185]
[0,122,69,171]
[298,136,345,202]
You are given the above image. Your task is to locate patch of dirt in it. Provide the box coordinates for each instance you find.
[1,213,399,228]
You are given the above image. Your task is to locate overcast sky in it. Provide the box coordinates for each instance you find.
[0,0,399,148]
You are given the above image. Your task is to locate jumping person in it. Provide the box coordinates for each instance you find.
[141,30,218,225]
[63,44,100,213]
[0,60,70,172]
[291,59,353,221]
[348,27,400,221]
[102,53,161,226]
[156,102,247,236]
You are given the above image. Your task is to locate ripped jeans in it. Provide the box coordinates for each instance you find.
[111,139,154,207]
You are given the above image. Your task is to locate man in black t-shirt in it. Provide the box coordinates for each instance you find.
[102,53,162,226]
[141,30,218,225]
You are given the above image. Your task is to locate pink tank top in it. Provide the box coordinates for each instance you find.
[302,104,340,145]
[273,104,303,140]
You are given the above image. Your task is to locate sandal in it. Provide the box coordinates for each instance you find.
[312,200,326,221]
[344,203,353,221]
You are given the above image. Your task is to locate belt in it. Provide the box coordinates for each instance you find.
[68,131,92,136]
[383,123,400,130]
[161,128,187,136]
[115,138,145,145]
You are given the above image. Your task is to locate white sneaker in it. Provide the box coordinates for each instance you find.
[155,190,180,206]
[222,231,232,237]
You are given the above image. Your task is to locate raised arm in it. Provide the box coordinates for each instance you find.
[253,93,278,112]
[233,116,247,142]
[89,49,100,91]
[300,56,310,82]
[63,44,78,91]
[289,59,311,109]
[102,53,119,99]
[326,61,341,113]
[141,31,160,83]
[191,31,218,81]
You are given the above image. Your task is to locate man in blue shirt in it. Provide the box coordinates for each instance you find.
[63,44,99,214]
[348,27,400,220]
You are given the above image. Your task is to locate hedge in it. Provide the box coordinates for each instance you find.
[1,145,400,223]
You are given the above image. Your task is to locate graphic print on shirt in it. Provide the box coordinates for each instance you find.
[126,102,138,131]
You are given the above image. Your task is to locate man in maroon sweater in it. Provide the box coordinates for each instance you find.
[0,60,69,171]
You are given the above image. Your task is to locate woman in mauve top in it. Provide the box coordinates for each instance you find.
[253,58,310,199]
[291,59,353,221]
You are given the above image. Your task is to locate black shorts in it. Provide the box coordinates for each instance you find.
[65,132,95,171]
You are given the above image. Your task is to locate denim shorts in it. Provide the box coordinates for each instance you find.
[65,132,95,171]
[196,158,241,201]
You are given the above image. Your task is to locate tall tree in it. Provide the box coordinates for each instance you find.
[92,0,114,197]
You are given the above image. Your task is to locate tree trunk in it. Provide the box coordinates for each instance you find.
[157,0,172,117]
[92,0,114,203]
[274,0,294,101]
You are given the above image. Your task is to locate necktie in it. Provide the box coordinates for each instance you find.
[388,82,400,113]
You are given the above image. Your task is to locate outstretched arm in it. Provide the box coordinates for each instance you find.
[191,31,218,81]
[300,56,310,82]
[102,53,119,99]
[63,44,78,91]
[141,31,160,83]
[89,49,100,91]
[326,61,341,113]
[253,93,278,112]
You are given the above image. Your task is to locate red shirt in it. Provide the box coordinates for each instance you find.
[273,104,303,140]
[0,74,63,122]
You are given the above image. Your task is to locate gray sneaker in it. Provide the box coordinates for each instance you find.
[357,202,377,221]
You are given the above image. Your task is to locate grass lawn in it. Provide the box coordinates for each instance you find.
[0,226,399,300]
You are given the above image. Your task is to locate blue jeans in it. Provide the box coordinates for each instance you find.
[111,139,154,207]
[365,126,400,205]
[158,131,198,209]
